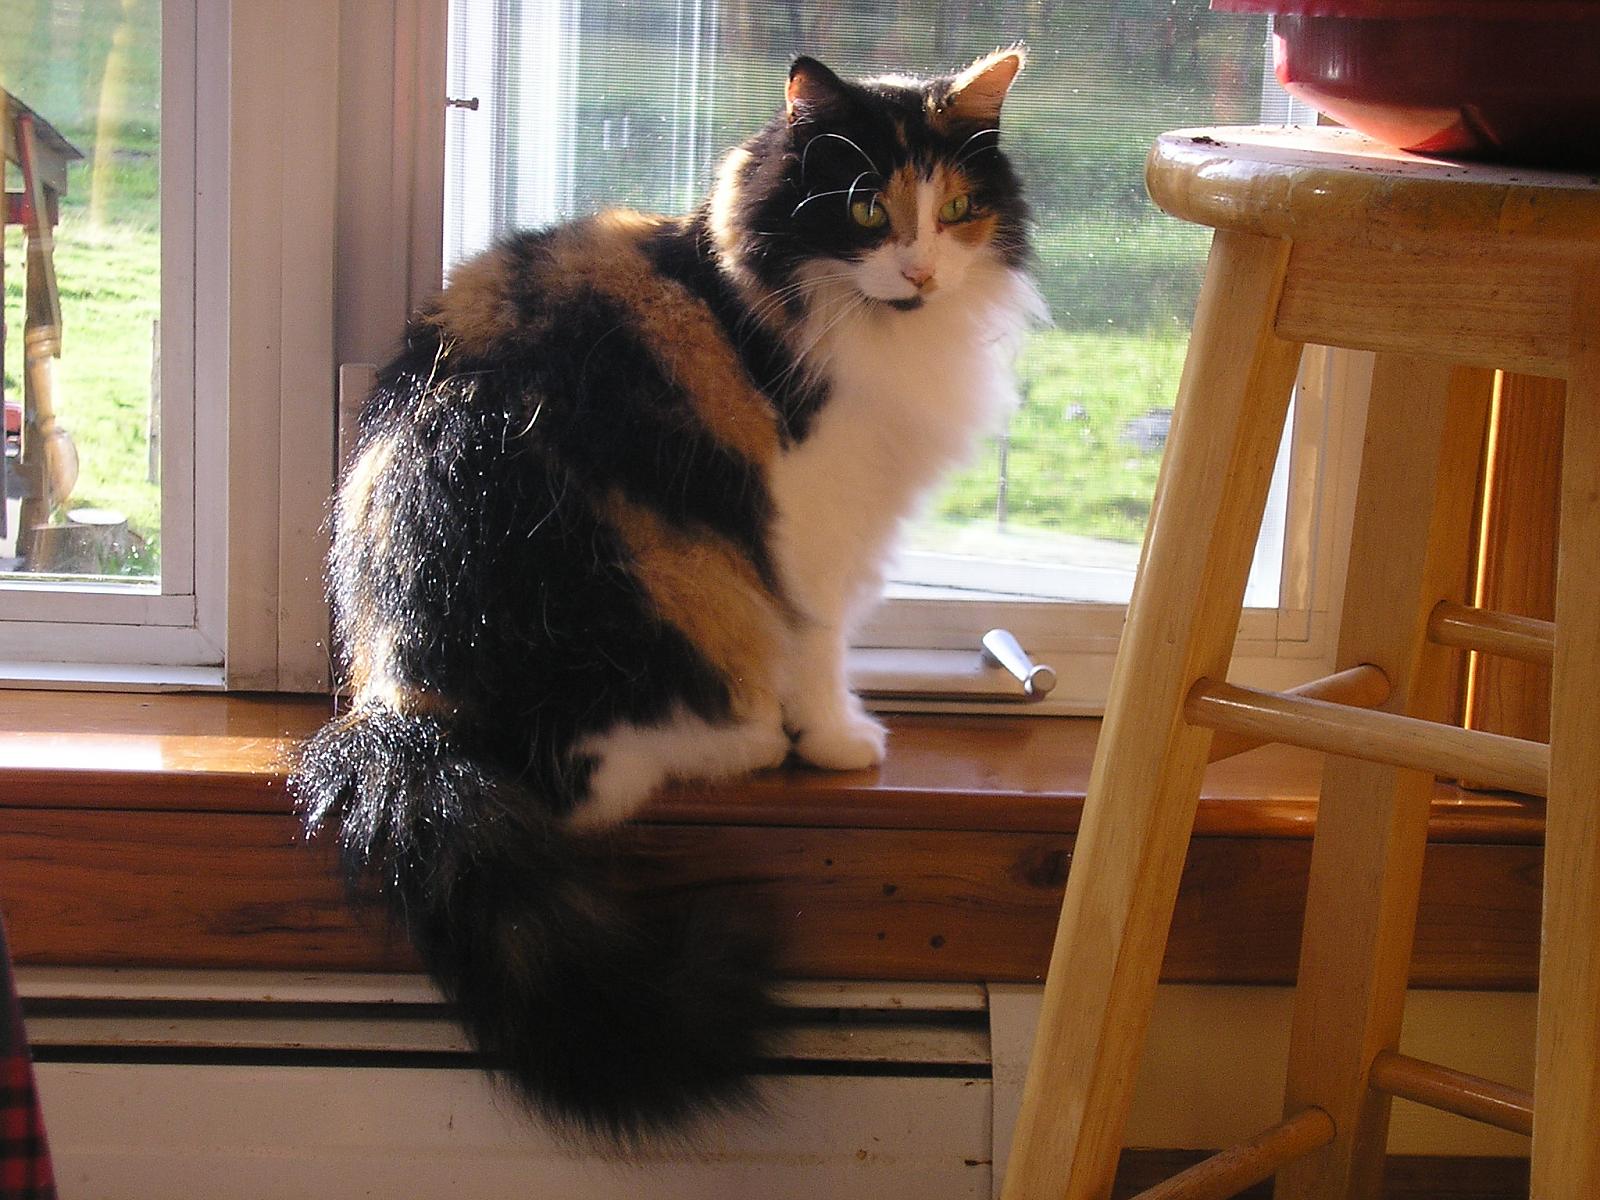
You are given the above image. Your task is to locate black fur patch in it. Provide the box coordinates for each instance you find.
[333,329,740,792]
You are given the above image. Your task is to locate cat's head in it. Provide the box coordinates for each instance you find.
[712,48,1030,315]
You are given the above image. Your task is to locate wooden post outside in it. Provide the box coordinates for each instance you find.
[13,111,76,556]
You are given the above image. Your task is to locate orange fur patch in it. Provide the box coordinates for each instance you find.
[948,212,999,248]
[881,165,921,245]
[339,433,397,532]
[929,163,997,247]
[602,491,783,715]
[423,246,520,357]
[543,215,783,466]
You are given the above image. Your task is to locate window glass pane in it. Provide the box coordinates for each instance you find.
[445,0,1283,608]
[1,0,161,580]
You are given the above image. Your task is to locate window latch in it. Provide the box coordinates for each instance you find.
[981,629,1057,701]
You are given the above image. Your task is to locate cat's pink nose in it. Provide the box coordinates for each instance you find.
[901,265,935,289]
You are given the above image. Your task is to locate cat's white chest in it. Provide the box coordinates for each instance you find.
[766,279,1034,628]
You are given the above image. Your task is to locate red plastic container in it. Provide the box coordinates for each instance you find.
[1211,0,1600,166]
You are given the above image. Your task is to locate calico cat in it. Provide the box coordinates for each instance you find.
[291,47,1042,1144]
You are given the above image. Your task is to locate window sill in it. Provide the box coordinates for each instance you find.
[0,691,1544,988]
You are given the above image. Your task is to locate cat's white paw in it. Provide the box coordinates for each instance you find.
[745,720,797,773]
[794,712,887,771]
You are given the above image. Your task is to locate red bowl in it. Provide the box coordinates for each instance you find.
[1212,1,1600,165]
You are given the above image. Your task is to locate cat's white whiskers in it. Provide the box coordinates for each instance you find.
[739,272,858,333]
[845,171,873,211]
[785,289,870,387]
[789,173,875,219]
[515,398,544,439]
[800,131,881,180]
[745,271,856,315]
[953,126,1001,168]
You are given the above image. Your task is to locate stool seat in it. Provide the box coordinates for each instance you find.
[1002,126,1600,1200]
[1144,128,1600,380]
[1147,126,1600,251]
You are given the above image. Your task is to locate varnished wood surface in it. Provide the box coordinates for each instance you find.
[0,691,1546,984]
[1129,1108,1335,1200]
[0,691,1545,842]
[1468,373,1563,745]
[0,808,1543,986]
[1275,355,1493,1200]
[1275,237,1576,377]
[1368,1051,1534,1138]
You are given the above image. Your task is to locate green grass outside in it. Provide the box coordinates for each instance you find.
[4,0,162,571]
[928,328,1182,545]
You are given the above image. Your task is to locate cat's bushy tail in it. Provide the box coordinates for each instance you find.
[289,704,776,1146]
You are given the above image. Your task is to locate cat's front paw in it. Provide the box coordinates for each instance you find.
[793,713,888,771]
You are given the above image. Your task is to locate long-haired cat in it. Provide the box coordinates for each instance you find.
[291,47,1042,1144]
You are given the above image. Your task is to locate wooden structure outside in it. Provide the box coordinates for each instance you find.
[2,88,81,562]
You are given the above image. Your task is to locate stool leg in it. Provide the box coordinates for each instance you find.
[1531,276,1600,1199]
[1273,358,1491,1200]
[1002,229,1302,1200]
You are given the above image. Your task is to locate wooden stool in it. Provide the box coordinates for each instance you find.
[1002,126,1600,1200]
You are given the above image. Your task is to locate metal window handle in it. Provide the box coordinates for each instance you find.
[981,629,1057,701]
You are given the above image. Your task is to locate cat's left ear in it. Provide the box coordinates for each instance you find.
[787,56,850,124]
[938,45,1026,127]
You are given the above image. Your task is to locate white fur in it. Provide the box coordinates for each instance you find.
[570,701,790,828]
[770,190,1046,765]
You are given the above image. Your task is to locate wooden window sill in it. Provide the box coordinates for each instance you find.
[0,691,1544,987]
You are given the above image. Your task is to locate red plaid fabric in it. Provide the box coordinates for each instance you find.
[0,919,54,1200]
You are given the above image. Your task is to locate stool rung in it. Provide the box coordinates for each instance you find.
[1206,665,1391,763]
[1186,679,1550,796]
[1368,1050,1533,1136]
[1428,601,1555,666]
[1130,1108,1336,1200]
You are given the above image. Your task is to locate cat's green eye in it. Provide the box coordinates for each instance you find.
[849,197,888,230]
[939,194,972,223]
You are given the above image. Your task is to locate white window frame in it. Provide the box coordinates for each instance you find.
[0,0,338,692]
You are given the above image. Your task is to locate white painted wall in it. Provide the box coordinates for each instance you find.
[37,1066,993,1200]
[24,975,1534,1198]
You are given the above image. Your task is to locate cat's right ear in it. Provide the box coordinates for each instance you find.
[786,56,848,124]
